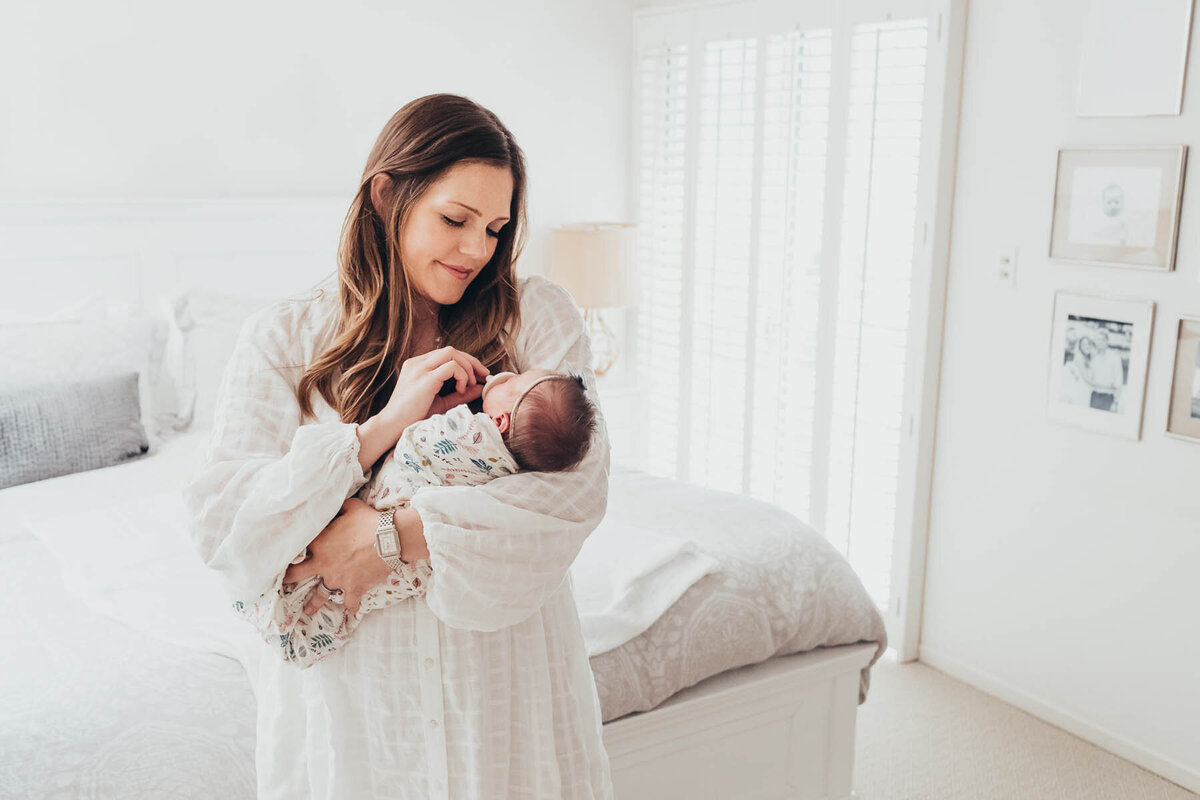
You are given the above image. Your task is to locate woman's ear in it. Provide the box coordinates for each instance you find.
[370,173,393,217]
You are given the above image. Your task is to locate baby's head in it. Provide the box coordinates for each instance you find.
[481,368,597,472]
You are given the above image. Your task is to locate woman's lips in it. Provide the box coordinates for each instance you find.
[439,261,471,280]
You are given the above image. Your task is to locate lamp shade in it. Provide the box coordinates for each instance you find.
[547,223,638,308]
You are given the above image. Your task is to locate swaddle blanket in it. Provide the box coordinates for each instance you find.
[236,404,519,667]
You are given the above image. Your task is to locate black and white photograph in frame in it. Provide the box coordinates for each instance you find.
[1048,145,1187,271]
[1047,292,1154,439]
[1165,316,1200,442]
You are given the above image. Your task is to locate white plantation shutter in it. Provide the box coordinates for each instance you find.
[633,0,941,614]
[754,28,832,525]
[636,43,688,478]
[690,37,757,490]
[826,19,929,605]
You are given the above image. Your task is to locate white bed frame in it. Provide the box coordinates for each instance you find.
[1,201,878,799]
[604,643,876,800]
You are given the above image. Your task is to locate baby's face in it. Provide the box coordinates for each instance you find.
[481,368,559,418]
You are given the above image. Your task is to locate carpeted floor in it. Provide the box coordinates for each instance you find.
[853,652,1197,800]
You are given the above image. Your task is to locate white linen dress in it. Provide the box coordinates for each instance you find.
[184,274,614,800]
[239,404,521,670]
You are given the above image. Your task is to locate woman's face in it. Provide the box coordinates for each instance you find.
[399,160,514,308]
[1079,336,1094,357]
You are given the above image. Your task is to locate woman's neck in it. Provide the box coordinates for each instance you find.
[410,292,441,338]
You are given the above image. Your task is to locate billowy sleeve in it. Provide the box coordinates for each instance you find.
[410,276,611,632]
[184,299,373,604]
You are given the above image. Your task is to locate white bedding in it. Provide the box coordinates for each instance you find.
[6,431,715,681]
[0,431,886,797]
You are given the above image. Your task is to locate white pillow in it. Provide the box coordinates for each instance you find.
[0,316,173,443]
[164,288,279,432]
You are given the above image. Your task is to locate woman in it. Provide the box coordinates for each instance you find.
[184,94,613,799]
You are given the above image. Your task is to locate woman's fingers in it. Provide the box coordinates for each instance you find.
[425,346,490,384]
[430,359,460,388]
[303,588,327,618]
[284,557,318,585]
[456,349,490,380]
[446,352,475,391]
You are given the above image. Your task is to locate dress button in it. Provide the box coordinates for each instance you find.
[424,657,435,669]
[429,719,439,729]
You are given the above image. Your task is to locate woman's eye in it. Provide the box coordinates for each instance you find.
[443,216,500,239]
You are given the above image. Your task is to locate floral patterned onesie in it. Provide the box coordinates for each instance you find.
[235,403,519,668]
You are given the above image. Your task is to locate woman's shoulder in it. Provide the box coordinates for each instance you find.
[241,274,342,364]
[516,274,581,321]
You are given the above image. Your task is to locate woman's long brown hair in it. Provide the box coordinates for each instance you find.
[296,94,527,425]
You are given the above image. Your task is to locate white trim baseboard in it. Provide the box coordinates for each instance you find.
[919,643,1200,794]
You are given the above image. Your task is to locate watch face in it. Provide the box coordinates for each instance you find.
[377,530,400,557]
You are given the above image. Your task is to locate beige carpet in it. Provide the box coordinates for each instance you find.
[853,652,1197,800]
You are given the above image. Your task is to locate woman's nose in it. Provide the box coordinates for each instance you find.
[458,228,489,260]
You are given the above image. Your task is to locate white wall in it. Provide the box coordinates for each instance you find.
[0,0,634,276]
[920,0,1200,789]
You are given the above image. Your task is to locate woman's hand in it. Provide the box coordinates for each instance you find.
[382,346,491,426]
[284,497,393,619]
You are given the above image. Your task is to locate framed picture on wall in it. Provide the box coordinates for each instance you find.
[1165,316,1200,443]
[1048,145,1187,271]
[1047,292,1154,440]
[1076,0,1195,117]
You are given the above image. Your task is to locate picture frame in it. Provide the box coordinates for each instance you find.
[1165,315,1200,443]
[1047,291,1154,440]
[1048,145,1187,271]
[1076,0,1194,117]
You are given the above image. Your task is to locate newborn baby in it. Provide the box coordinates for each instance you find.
[236,367,597,668]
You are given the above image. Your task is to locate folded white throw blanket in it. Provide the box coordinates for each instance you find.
[569,519,720,657]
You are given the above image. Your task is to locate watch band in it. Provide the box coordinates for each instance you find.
[375,509,405,572]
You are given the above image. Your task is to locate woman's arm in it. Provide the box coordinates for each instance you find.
[184,299,376,603]
[186,280,489,604]
[236,552,433,669]
[408,276,612,632]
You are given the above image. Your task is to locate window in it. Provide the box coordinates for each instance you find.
[633,0,941,613]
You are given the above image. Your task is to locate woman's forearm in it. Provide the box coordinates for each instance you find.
[356,410,416,475]
[395,507,430,563]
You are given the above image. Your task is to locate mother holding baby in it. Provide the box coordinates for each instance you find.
[184,94,613,799]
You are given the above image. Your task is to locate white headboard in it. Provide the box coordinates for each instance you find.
[0,198,350,320]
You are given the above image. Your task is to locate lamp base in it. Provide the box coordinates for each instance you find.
[585,308,619,377]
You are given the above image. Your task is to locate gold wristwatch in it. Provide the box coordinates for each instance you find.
[375,509,405,572]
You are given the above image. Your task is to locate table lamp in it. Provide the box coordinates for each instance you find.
[548,222,637,377]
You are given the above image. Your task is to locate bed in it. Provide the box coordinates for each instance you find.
[0,200,886,800]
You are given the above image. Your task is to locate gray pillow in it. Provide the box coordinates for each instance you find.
[0,372,150,490]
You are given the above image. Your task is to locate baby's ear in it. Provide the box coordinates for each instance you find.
[492,412,510,435]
